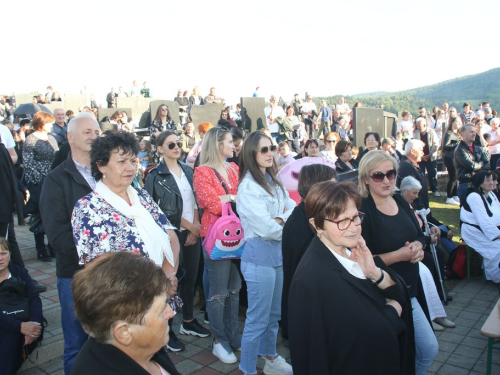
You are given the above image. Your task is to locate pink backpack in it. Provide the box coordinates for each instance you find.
[203,203,246,260]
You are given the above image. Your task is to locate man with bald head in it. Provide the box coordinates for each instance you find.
[39,112,100,374]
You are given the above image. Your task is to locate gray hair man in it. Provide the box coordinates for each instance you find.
[413,117,440,197]
[51,108,68,146]
[39,112,100,375]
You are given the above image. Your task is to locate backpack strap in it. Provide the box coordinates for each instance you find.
[211,168,229,194]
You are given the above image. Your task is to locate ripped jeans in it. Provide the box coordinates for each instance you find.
[203,250,242,353]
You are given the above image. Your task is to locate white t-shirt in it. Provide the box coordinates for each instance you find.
[264,105,285,133]
[487,129,500,156]
[301,101,317,119]
[336,103,350,114]
[399,119,414,139]
[172,170,197,231]
[0,124,15,149]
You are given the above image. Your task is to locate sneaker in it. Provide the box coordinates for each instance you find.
[180,319,210,337]
[263,355,293,375]
[453,196,460,202]
[446,198,460,206]
[166,330,185,352]
[432,191,441,197]
[204,311,209,324]
[212,342,237,364]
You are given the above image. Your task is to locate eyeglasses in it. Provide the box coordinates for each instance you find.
[369,170,397,182]
[221,113,228,116]
[259,145,277,154]
[325,212,365,231]
[167,141,182,150]
[326,140,336,143]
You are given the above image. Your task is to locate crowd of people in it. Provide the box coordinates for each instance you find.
[1,90,500,375]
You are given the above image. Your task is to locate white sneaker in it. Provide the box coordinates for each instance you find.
[446,198,460,206]
[263,355,293,375]
[433,191,441,197]
[453,196,460,202]
[212,342,237,364]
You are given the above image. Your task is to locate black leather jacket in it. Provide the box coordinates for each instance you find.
[144,159,198,229]
[454,140,490,183]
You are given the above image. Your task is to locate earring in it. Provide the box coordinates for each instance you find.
[103,174,106,179]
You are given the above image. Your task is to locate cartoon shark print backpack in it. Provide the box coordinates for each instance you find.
[203,202,246,260]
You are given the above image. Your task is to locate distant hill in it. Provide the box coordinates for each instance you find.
[319,68,500,116]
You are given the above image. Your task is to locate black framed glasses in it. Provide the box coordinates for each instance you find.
[260,145,277,154]
[325,212,365,231]
[369,170,397,182]
[167,141,182,150]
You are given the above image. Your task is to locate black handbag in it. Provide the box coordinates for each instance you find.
[29,213,45,234]
[0,276,31,321]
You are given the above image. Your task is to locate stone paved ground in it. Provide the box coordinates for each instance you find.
[12,223,500,375]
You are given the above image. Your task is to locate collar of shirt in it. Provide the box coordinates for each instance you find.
[73,158,96,189]
[325,245,366,279]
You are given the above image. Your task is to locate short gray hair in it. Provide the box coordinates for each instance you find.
[416,117,427,127]
[400,176,422,192]
[404,139,425,155]
[490,118,500,126]
[68,112,98,134]
[460,123,475,134]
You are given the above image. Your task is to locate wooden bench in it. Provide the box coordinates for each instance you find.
[481,298,500,375]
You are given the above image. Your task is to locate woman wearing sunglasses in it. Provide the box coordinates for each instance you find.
[192,127,242,364]
[236,131,296,375]
[358,150,438,375]
[318,131,339,163]
[289,181,409,375]
[145,131,210,352]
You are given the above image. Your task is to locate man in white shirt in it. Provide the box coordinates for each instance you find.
[0,123,17,164]
[487,118,500,169]
[336,97,350,117]
[265,95,285,143]
[300,95,317,139]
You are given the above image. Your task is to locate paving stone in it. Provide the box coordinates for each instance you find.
[208,360,240,374]
[427,360,443,373]
[438,340,459,353]
[39,358,64,373]
[175,359,204,375]
[438,363,476,375]
[190,349,218,366]
[453,345,484,361]
[439,331,466,344]
[472,360,500,373]
[454,316,479,328]
[461,336,488,350]
[177,343,204,359]
[191,367,224,374]
[459,310,484,321]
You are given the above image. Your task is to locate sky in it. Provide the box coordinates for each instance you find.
[3,0,500,106]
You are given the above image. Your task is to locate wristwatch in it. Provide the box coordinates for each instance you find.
[229,195,236,202]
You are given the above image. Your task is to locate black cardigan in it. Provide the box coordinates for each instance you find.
[289,236,415,375]
[70,337,180,375]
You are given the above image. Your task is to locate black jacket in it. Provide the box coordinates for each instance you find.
[39,154,92,278]
[396,156,429,211]
[281,202,315,338]
[0,141,25,224]
[145,159,198,229]
[70,337,180,375]
[454,140,490,183]
[442,131,460,159]
[334,157,358,173]
[289,236,414,375]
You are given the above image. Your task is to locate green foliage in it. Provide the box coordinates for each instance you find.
[319,68,500,116]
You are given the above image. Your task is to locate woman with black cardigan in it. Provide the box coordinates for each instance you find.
[358,150,438,375]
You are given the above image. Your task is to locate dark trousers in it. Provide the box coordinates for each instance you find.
[419,159,438,193]
[0,217,25,267]
[177,230,201,321]
[491,154,500,171]
[0,328,41,374]
[444,157,457,198]
[34,232,54,257]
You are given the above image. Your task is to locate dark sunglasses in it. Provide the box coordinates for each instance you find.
[369,170,397,182]
[325,140,336,143]
[260,145,277,154]
[167,141,182,150]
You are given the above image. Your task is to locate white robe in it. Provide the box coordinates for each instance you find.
[460,191,500,283]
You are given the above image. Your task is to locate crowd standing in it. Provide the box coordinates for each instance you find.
[1,87,500,375]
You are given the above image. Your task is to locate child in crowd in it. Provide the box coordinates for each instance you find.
[278,142,297,168]
[138,139,152,170]
[351,146,360,159]
[395,132,404,152]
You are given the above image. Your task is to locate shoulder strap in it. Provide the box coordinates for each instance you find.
[211,168,229,194]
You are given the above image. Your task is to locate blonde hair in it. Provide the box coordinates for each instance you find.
[357,150,398,198]
[199,127,232,169]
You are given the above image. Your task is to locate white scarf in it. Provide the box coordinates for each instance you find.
[95,181,174,267]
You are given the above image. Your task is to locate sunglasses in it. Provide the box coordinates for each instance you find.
[326,140,336,143]
[260,145,277,154]
[167,141,182,150]
[369,170,397,182]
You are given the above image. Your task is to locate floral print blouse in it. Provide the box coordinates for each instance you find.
[193,164,239,237]
[150,119,177,164]
[72,188,175,265]
[23,133,58,184]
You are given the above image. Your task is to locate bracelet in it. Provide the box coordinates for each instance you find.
[370,268,384,285]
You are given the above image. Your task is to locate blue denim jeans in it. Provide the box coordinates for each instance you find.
[203,251,241,353]
[57,277,88,375]
[438,225,456,254]
[457,182,468,205]
[411,297,439,375]
[239,261,283,375]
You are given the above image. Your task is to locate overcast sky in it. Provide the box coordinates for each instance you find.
[4,0,499,106]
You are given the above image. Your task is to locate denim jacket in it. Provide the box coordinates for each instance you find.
[237,172,296,266]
